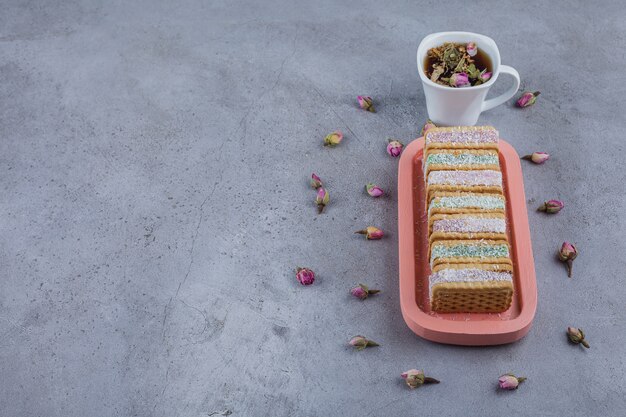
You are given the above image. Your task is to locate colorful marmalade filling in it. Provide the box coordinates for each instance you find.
[427,170,503,186]
[425,153,499,170]
[432,217,506,233]
[428,195,506,215]
[430,242,510,263]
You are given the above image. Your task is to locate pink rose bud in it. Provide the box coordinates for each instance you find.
[479,71,492,82]
[366,183,384,197]
[522,151,550,164]
[466,42,477,57]
[357,96,375,112]
[310,173,322,189]
[295,267,315,286]
[350,286,367,300]
[559,242,578,277]
[349,335,379,351]
[516,91,540,108]
[350,284,381,300]
[401,369,440,389]
[537,199,564,214]
[355,226,384,240]
[421,119,437,136]
[498,374,526,390]
[315,187,330,214]
[386,139,404,157]
[401,369,424,388]
[449,72,470,87]
[567,326,590,348]
[323,131,343,147]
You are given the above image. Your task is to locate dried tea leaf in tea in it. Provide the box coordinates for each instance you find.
[430,65,444,82]
[443,43,463,70]
[424,42,492,88]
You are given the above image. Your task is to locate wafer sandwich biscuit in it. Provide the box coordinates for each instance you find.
[429,239,511,269]
[429,264,514,313]
[425,170,503,202]
[424,126,499,153]
[427,192,506,216]
[423,149,500,177]
[428,213,507,245]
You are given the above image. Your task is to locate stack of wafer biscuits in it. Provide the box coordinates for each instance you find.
[424,126,513,313]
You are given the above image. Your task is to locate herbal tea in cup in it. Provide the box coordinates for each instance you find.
[424,42,493,88]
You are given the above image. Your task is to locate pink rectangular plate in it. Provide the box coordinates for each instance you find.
[398,137,537,346]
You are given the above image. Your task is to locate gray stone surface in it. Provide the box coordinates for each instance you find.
[1,0,625,416]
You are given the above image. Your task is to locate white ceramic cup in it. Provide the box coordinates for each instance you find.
[417,31,520,126]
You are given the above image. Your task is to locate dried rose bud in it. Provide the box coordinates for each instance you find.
[559,242,578,261]
[350,284,381,300]
[466,42,477,57]
[479,71,492,82]
[355,226,384,240]
[559,242,578,277]
[357,96,375,112]
[387,139,404,157]
[350,286,367,300]
[401,369,440,389]
[537,200,564,214]
[567,327,590,348]
[517,91,540,108]
[421,119,437,136]
[315,187,330,214]
[295,267,315,286]
[310,173,322,189]
[323,131,343,147]
[366,183,384,197]
[498,374,527,390]
[522,151,550,164]
[349,335,379,350]
[449,72,470,88]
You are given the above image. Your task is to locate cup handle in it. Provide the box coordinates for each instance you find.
[481,65,520,112]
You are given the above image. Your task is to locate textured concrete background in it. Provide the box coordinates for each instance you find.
[1,0,625,416]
